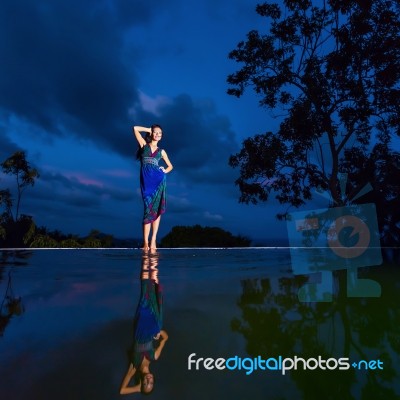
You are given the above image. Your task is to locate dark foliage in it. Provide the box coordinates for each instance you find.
[160,224,251,247]
[227,0,400,244]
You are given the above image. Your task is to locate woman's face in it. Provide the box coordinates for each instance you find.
[152,128,162,141]
[142,373,154,393]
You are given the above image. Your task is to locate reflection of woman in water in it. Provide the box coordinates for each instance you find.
[120,252,168,395]
[133,125,173,250]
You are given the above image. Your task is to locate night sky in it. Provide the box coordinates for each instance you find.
[0,0,328,243]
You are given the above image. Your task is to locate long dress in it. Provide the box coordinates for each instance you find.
[140,144,167,224]
[130,278,163,368]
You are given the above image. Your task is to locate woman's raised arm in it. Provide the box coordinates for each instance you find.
[119,363,140,395]
[133,126,151,148]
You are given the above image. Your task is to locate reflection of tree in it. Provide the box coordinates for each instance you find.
[0,250,30,280]
[0,270,25,337]
[232,270,399,398]
[0,251,30,336]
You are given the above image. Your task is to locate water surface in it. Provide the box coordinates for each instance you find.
[0,249,399,399]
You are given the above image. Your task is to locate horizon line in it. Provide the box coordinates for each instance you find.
[0,246,396,251]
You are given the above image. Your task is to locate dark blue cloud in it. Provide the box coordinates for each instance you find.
[0,0,154,155]
[32,171,136,204]
[0,125,20,162]
[0,0,240,166]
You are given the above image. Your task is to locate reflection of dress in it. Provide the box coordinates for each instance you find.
[140,145,166,224]
[131,279,163,368]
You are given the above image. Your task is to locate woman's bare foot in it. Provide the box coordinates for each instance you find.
[142,242,149,251]
[150,239,157,250]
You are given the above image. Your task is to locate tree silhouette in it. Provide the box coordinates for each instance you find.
[1,151,39,221]
[160,225,251,247]
[27,226,114,248]
[227,1,400,227]
[0,189,13,223]
[0,151,39,247]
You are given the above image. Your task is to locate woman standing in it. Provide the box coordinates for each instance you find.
[133,125,173,250]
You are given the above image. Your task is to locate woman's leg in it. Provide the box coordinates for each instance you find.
[150,216,161,249]
[143,223,151,250]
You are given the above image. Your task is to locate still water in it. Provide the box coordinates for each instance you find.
[0,249,399,400]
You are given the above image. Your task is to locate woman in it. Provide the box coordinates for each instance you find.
[133,125,173,250]
[120,251,168,395]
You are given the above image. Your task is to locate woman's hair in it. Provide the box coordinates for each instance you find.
[136,124,163,160]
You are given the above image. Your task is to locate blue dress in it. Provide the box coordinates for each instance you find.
[140,145,166,224]
[131,278,163,368]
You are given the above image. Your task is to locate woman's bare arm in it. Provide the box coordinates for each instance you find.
[119,363,141,395]
[160,150,173,173]
[154,330,169,360]
[133,126,151,148]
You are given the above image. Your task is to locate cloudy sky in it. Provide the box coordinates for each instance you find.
[0,0,324,243]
